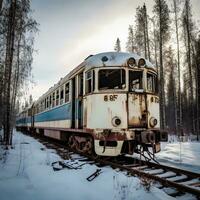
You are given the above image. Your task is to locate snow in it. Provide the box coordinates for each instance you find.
[156,138,200,173]
[0,130,174,200]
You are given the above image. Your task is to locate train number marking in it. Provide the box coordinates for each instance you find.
[104,95,118,101]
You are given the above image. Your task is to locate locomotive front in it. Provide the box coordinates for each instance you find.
[83,52,167,156]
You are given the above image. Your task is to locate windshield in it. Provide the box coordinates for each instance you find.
[129,70,143,91]
[98,69,125,90]
[147,73,157,93]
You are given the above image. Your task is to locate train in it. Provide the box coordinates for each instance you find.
[16,52,168,157]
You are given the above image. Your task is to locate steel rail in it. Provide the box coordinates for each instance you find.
[30,133,200,198]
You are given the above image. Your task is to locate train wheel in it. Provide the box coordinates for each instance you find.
[68,135,93,155]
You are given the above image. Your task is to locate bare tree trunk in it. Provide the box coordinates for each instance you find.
[143,20,147,59]
[144,4,151,61]
[4,0,17,146]
[191,42,200,141]
[185,0,195,135]
[0,0,3,12]
[197,62,200,140]
[158,0,166,130]
[173,0,182,136]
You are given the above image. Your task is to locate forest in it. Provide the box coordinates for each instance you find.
[114,0,200,140]
[0,0,38,145]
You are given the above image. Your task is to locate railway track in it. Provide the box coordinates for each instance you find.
[30,133,200,199]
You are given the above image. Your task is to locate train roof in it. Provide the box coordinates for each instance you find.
[85,52,155,70]
[35,52,156,104]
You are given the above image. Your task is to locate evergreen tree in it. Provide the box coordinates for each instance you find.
[172,0,182,136]
[114,38,121,52]
[134,4,150,60]
[126,25,136,53]
[182,0,195,135]
[165,47,177,133]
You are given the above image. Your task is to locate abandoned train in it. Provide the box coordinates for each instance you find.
[16,52,168,156]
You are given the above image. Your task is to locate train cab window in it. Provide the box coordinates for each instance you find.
[129,71,143,91]
[56,90,59,106]
[60,86,64,105]
[147,73,157,93]
[65,83,69,102]
[98,69,125,90]
[85,70,95,94]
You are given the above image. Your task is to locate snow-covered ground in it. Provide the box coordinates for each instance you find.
[0,131,174,200]
[156,136,200,173]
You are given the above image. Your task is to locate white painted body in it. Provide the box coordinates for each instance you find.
[34,120,71,129]
[83,93,127,129]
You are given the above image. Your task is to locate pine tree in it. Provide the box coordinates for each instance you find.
[193,35,200,140]
[126,25,136,53]
[114,38,121,52]
[134,4,151,60]
[153,0,170,130]
[182,0,195,135]
[172,0,182,136]
[165,47,177,134]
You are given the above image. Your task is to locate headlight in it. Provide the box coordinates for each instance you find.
[127,57,136,68]
[112,117,121,127]
[149,117,157,127]
[138,58,146,67]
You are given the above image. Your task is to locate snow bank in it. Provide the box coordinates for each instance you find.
[0,131,174,200]
[157,141,200,173]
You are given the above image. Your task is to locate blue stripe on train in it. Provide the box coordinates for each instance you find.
[16,116,31,125]
[35,103,72,122]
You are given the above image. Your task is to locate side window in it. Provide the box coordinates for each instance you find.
[47,96,49,108]
[28,109,31,116]
[45,98,47,109]
[50,94,52,108]
[85,70,95,94]
[65,83,70,102]
[60,86,64,105]
[40,102,42,112]
[42,100,45,111]
[78,74,83,96]
[56,90,59,106]
[52,92,55,107]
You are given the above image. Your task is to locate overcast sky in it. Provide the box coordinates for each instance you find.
[30,0,200,100]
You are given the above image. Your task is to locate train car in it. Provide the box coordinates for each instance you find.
[16,106,32,132]
[16,52,168,157]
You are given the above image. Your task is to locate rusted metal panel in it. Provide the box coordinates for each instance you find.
[128,93,147,127]
[147,94,160,129]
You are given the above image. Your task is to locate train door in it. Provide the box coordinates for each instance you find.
[128,70,147,128]
[77,73,83,128]
[71,78,76,128]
